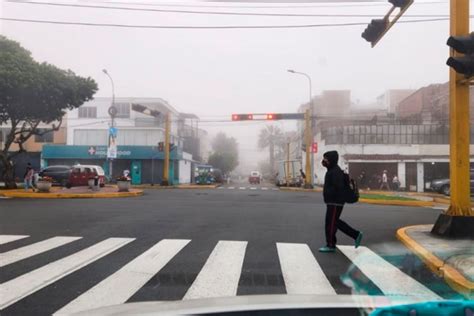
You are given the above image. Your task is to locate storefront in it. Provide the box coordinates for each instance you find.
[41,145,191,185]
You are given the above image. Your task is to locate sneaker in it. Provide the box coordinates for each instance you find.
[318,246,336,253]
[355,232,363,249]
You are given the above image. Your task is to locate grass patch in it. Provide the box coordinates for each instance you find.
[360,194,417,201]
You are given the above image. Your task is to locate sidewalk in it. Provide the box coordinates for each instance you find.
[397,225,473,298]
[0,186,143,199]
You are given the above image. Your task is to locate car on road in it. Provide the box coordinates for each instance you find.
[37,165,72,187]
[248,171,261,184]
[430,170,474,196]
[67,165,106,188]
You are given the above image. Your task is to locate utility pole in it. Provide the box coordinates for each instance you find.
[304,109,312,188]
[286,142,290,187]
[162,112,171,186]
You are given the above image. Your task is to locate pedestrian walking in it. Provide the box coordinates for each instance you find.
[392,175,400,191]
[380,170,390,191]
[319,151,363,253]
[24,163,35,192]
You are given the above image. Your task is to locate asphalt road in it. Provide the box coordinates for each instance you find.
[0,186,461,315]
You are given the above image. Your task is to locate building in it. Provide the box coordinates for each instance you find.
[376,89,416,114]
[41,97,202,185]
[298,87,474,192]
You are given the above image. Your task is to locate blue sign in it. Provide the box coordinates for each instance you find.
[109,127,118,137]
[42,145,182,160]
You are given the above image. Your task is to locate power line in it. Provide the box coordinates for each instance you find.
[82,0,448,9]
[0,17,454,30]
[6,1,457,18]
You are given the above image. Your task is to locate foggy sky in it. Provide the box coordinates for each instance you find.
[1,0,467,171]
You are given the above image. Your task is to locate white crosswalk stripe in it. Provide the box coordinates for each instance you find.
[0,235,29,245]
[0,234,443,313]
[0,238,134,310]
[338,246,441,300]
[277,243,336,295]
[183,240,247,300]
[0,236,82,267]
[55,239,190,315]
[239,187,246,190]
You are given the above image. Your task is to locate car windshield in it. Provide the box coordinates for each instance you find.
[1,0,473,315]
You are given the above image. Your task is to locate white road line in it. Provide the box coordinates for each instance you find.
[55,239,190,315]
[277,243,336,295]
[261,187,268,190]
[338,246,441,300]
[0,235,29,245]
[227,187,235,190]
[183,240,247,300]
[217,187,224,189]
[0,238,134,310]
[0,236,82,267]
[239,187,246,190]
[250,187,257,190]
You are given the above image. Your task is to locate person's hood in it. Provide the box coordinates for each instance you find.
[323,151,339,168]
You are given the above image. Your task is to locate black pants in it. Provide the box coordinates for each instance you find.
[325,204,359,248]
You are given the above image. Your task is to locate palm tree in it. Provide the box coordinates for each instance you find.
[258,125,284,174]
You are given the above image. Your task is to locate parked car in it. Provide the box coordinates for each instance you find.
[38,165,72,187]
[249,171,261,185]
[67,165,106,188]
[430,170,474,196]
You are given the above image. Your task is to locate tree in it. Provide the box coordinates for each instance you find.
[0,36,98,188]
[258,125,283,175]
[208,132,239,174]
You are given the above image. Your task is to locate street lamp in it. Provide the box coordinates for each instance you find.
[102,69,116,181]
[288,69,314,188]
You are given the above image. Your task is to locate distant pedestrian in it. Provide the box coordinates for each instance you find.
[358,171,367,190]
[392,175,400,191]
[319,151,363,253]
[380,170,390,190]
[24,163,34,192]
[123,169,130,180]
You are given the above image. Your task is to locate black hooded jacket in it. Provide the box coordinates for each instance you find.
[323,151,346,205]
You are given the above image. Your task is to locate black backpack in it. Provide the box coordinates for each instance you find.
[343,173,359,204]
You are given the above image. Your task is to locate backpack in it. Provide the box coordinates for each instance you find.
[343,173,359,204]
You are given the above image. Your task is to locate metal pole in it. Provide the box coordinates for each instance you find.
[162,112,171,186]
[304,109,312,189]
[286,142,290,187]
[103,70,115,181]
[447,0,471,216]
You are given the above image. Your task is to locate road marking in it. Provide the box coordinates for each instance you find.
[227,187,235,190]
[0,238,134,310]
[239,187,246,190]
[0,235,29,245]
[183,240,247,300]
[250,187,257,190]
[217,187,224,189]
[277,243,336,295]
[55,239,190,315]
[261,187,268,190]
[338,246,441,299]
[0,236,82,267]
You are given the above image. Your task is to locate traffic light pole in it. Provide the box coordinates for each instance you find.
[432,0,473,237]
[162,112,171,186]
[304,109,313,188]
[447,0,471,217]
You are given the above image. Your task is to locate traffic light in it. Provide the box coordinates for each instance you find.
[266,113,283,120]
[362,19,388,44]
[158,142,164,152]
[446,33,474,76]
[311,142,318,153]
[231,114,254,121]
[388,0,411,7]
[169,143,176,151]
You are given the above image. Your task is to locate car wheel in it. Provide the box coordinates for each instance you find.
[441,184,450,196]
[66,183,72,189]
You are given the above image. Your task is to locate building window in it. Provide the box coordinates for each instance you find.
[78,107,97,118]
[114,103,130,118]
[35,129,54,143]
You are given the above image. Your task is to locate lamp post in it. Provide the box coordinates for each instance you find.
[288,69,314,188]
[103,69,116,181]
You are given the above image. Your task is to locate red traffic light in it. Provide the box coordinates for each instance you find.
[311,142,318,153]
[247,114,253,120]
[232,114,240,121]
[266,114,274,120]
[232,114,253,121]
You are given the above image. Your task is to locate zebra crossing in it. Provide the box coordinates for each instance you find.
[0,234,441,314]
[218,186,279,191]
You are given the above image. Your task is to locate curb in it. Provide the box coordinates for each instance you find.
[396,225,474,298]
[359,198,434,207]
[279,187,323,192]
[0,189,143,199]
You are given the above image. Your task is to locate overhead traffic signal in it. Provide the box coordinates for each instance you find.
[362,19,388,44]
[446,33,474,76]
[388,0,411,7]
[232,114,254,121]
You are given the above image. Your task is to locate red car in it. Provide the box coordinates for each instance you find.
[248,171,261,185]
[67,165,106,188]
